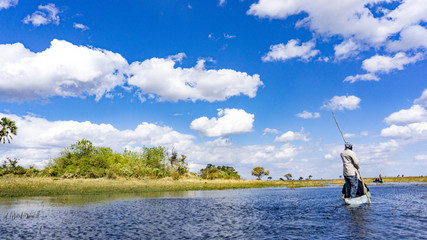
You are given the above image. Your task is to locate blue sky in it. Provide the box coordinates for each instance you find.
[0,0,426,179]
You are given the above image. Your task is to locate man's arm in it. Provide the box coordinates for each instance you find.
[351,152,360,169]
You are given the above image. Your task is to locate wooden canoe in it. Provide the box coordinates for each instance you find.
[342,192,371,206]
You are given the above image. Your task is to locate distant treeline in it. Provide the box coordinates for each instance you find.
[1,139,188,179]
[0,139,241,180]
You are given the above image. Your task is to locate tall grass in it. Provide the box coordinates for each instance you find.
[1,176,425,198]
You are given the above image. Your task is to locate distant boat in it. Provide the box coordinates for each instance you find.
[342,192,371,206]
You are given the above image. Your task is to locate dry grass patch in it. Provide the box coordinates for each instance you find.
[1,176,424,198]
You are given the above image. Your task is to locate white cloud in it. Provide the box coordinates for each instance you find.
[384,105,427,125]
[356,139,401,165]
[190,108,254,137]
[0,39,128,102]
[344,133,356,138]
[263,128,279,136]
[345,52,424,83]
[0,40,262,103]
[387,25,427,51]
[247,0,427,46]
[274,128,309,142]
[73,23,89,31]
[324,154,333,159]
[262,39,320,62]
[380,122,427,139]
[128,54,263,102]
[218,0,226,6]
[23,3,60,27]
[334,39,360,60]
[0,0,17,10]
[415,154,427,160]
[414,89,427,107]
[344,73,379,83]
[296,110,320,119]
[344,131,368,138]
[224,33,236,39]
[322,95,361,111]
[274,143,298,159]
[361,52,423,74]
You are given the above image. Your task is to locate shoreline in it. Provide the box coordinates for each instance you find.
[0,176,425,198]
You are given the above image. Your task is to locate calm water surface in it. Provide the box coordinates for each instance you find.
[0,184,426,239]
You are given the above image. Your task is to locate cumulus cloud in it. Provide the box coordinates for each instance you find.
[263,128,279,136]
[0,39,128,102]
[414,89,427,107]
[0,40,262,103]
[344,131,368,139]
[381,91,427,140]
[380,122,427,139]
[346,52,424,83]
[334,39,360,60]
[387,25,427,52]
[23,3,60,26]
[296,111,320,119]
[344,73,379,83]
[384,105,427,125]
[262,39,320,62]
[190,108,254,137]
[73,23,89,31]
[274,128,309,142]
[218,0,226,6]
[322,95,361,111]
[0,0,17,10]
[361,52,423,74]
[415,155,427,160]
[128,54,263,102]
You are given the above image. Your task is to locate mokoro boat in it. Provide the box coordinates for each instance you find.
[342,192,371,206]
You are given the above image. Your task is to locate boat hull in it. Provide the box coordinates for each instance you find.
[342,193,370,206]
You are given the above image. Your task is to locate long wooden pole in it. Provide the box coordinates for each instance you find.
[332,112,371,204]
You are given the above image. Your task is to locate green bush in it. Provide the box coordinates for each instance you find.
[200,164,240,180]
[0,139,191,180]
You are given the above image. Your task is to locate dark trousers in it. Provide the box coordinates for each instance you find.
[344,175,358,198]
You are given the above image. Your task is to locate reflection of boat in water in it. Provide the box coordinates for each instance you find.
[342,192,371,206]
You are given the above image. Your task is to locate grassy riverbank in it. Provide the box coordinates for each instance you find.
[0,176,425,198]
[0,176,330,197]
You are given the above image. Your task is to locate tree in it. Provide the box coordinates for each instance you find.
[0,117,18,144]
[308,175,312,180]
[284,173,292,180]
[168,148,188,178]
[200,164,240,180]
[252,166,269,180]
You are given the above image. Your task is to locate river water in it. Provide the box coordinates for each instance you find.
[0,184,426,239]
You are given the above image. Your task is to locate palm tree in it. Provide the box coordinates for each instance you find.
[0,117,18,144]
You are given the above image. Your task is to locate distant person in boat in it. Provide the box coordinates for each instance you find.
[340,142,359,198]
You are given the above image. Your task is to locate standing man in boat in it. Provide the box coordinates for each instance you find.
[340,142,360,198]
